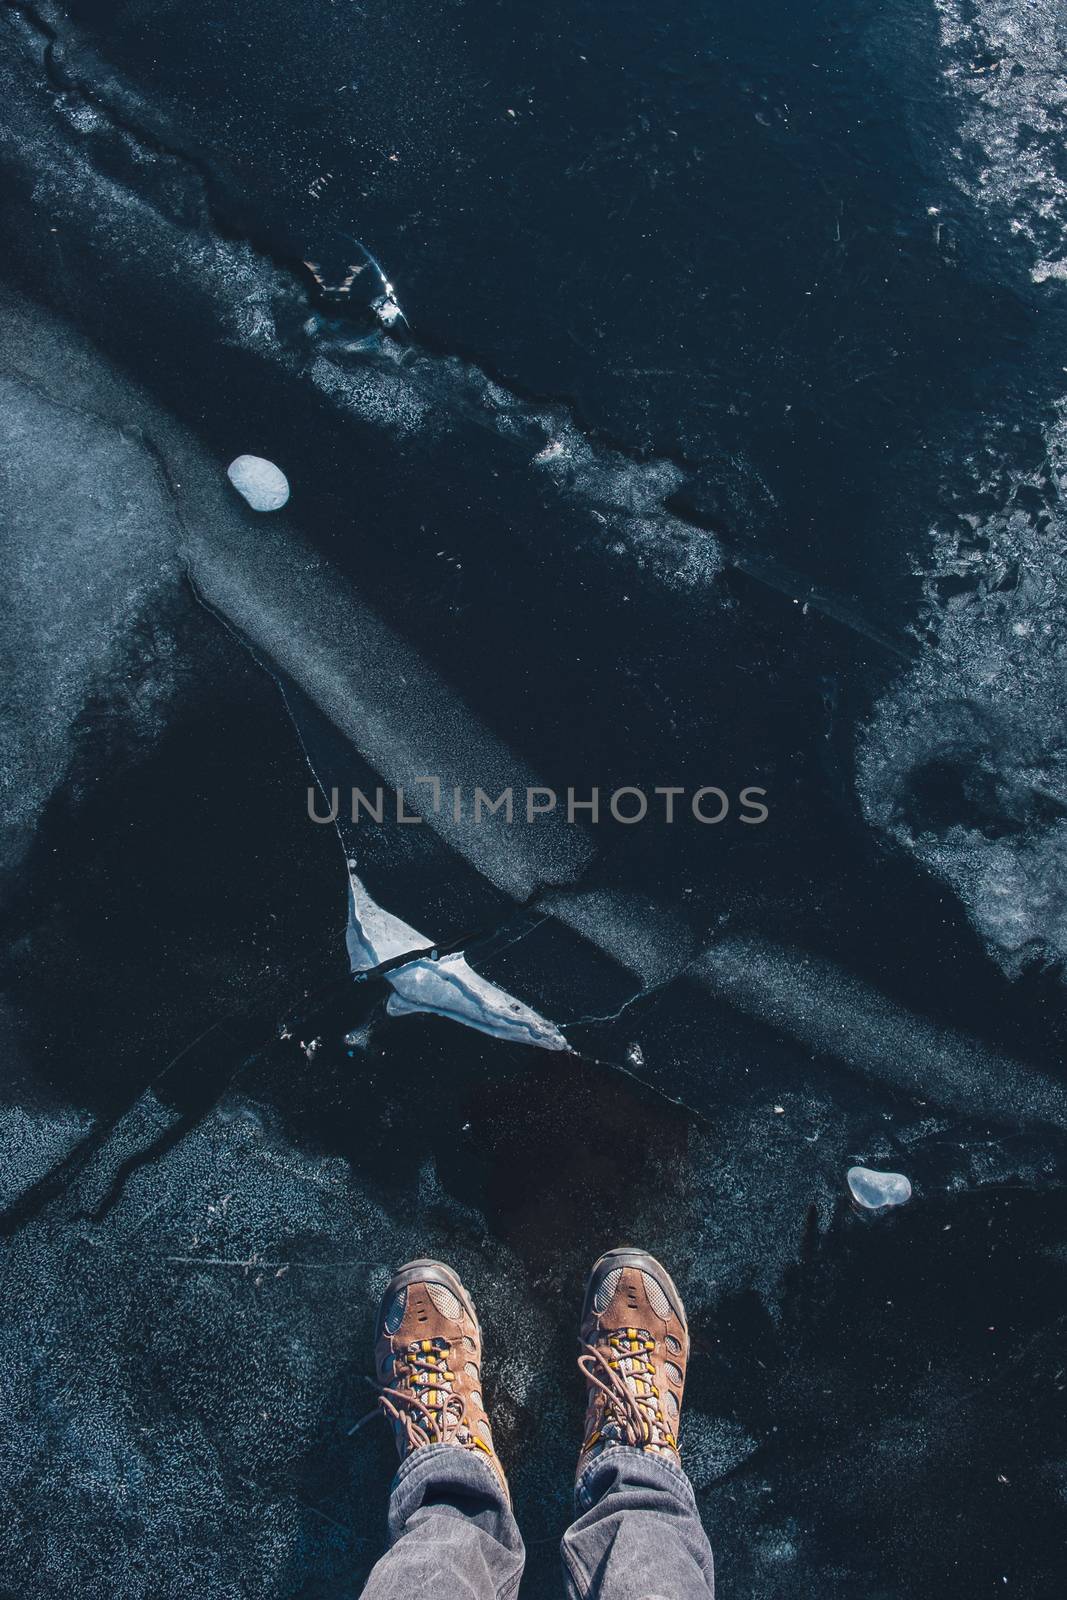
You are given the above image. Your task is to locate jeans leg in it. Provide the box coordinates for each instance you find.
[361,1443,525,1600]
[561,1446,715,1600]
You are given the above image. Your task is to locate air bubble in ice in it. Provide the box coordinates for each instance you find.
[847,1165,912,1210]
[226,454,290,511]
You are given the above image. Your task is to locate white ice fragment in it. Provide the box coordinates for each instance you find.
[346,872,427,970]
[372,294,404,328]
[847,1165,912,1210]
[345,869,569,1051]
[385,954,570,1051]
[226,454,290,511]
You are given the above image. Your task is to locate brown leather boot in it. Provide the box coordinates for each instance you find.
[577,1246,689,1475]
[374,1258,508,1494]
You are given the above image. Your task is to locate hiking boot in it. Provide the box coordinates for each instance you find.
[577,1246,688,1475]
[374,1258,508,1494]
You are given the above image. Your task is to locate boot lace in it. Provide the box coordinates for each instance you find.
[579,1327,678,1454]
[379,1337,494,1459]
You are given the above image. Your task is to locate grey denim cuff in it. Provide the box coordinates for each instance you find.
[391,1441,509,1520]
[574,1443,698,1514]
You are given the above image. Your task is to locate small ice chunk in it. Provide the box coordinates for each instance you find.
[226,454,290,511]
[847,1165,912,1210]
[372,294,403,328]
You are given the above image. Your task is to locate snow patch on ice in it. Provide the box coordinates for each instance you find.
[528,416,721,588]
[310,351,429,436]
[936,0,1067,276]
[1032,260,1067,284]
[857,403,1067,979]
[858,1,1067,982]
[0,1103,94,1211]
[304,332,720,592]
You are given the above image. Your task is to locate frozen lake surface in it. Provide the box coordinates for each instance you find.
[0,1,1064,1596]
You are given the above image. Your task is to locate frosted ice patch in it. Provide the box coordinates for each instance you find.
[847,1166,912,1210]
[526,417,718,587]
[856,401,1067,982]
[0,358,180,873]
[1032,261,1067,284]
[346,869,569,1052]
[936,0,1067,277]
[0,1103,94,1210]
[226,454,290,511]
[310,353,428,437]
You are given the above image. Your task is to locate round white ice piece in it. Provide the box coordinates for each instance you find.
[847,1165,912,1210]
[226,454,290,511]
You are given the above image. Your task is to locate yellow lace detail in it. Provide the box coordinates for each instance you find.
[580,1327,678,1453]
[379,1337,494,1457]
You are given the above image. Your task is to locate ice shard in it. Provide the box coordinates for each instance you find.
[847,1166,913,1210]
[226,455,290,512]
[346,870,569,1051]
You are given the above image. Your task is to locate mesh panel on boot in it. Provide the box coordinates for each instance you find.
[425,1282,463,1319]
[383,1288,408,1334]
[593,1267,623,1312]
[641,1271,673,1321]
